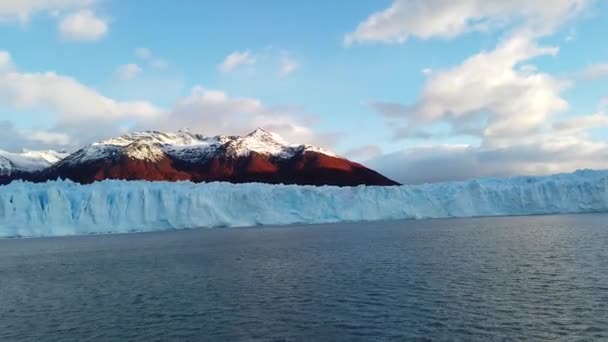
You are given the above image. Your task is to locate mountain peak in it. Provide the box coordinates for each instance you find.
[246,127,287,142]
[248,127,271,135]
[124,140,165,162]
[1,128,399,186]
[96,130,200,148]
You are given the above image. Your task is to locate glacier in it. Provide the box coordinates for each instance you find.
[1,169,608,238]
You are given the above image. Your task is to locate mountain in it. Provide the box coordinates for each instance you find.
[33,128,399,186]
[0,150,67,185]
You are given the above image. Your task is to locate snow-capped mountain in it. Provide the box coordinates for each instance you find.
[0,150,66,182]
[33,128,398,186]
[59,128,338,165]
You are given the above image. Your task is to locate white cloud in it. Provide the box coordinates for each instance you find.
[553,113,608,133]
[367,24,607,183]
[141,86,336,148]
[0,51,159,124]
[600,96,608,111]
[0,51,160,148]
[0,1,107,45]
[27,130,72,146]
[345,145,383,161]
[115,63,142,80]
[0,51,333,151]
[580,63,608,80]
[279,56,299,77]
[345,0,589,45]
[218,51,256,73]
[0,0,93,22]
[58,9,107,41]
[0,71,158,121]
[0,121,71,151]
[375,33,568,148]
[218,48,300,78]
[0,51,14,72]
[369,134,608,184]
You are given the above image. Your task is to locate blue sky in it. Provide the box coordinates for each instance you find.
[1,0,608,183]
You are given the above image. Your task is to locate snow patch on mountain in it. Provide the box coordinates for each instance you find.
[123,141,165,162]
[98,130,201,147]
[225,128,293,157]
[1,169,607,238]
[60,128,341,165]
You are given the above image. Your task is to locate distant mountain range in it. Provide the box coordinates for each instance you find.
[0,128,399,186]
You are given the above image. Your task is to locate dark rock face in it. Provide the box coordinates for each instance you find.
[1,171,38,185]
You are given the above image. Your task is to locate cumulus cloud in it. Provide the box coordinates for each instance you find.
[367,34,607,183]
[362,2,607,183]
[58,9,107,41]
[0,1,107,45]
[0,71,159,122]
[0,51,334,152]
[369,133,608,184]
[0,121,71,151]
[115,63,142,80]
[553,113,608,133]
[600,96,608,111]
[26,130,71,146]
[345,0,589,45]
[142,86,336,148]
[218,51,256,73]
[0,50,160,148]
[368,60,608,183]
[0,51,14,72]
[0,0,94,22]
[344,145,383,162]
[218,48,299,77]
[375,33,569,149]
[580,63,608,80]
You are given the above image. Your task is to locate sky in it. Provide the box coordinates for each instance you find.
[1,0,608,184]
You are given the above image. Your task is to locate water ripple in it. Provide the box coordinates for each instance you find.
[1,214,607,341]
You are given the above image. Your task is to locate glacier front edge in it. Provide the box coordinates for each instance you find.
[1,169,608,238]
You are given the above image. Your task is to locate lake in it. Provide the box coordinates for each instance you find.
[1,214,607,341]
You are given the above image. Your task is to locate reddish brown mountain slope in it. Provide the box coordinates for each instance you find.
[35,129,399,186]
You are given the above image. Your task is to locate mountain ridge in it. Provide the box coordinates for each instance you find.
[1,128,399,186]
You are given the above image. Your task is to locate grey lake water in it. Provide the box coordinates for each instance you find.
[1,214,608,341]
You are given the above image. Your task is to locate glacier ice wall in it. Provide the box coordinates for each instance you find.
[1,170,608,238]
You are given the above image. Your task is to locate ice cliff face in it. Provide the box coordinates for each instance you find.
[0,169,607,238]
